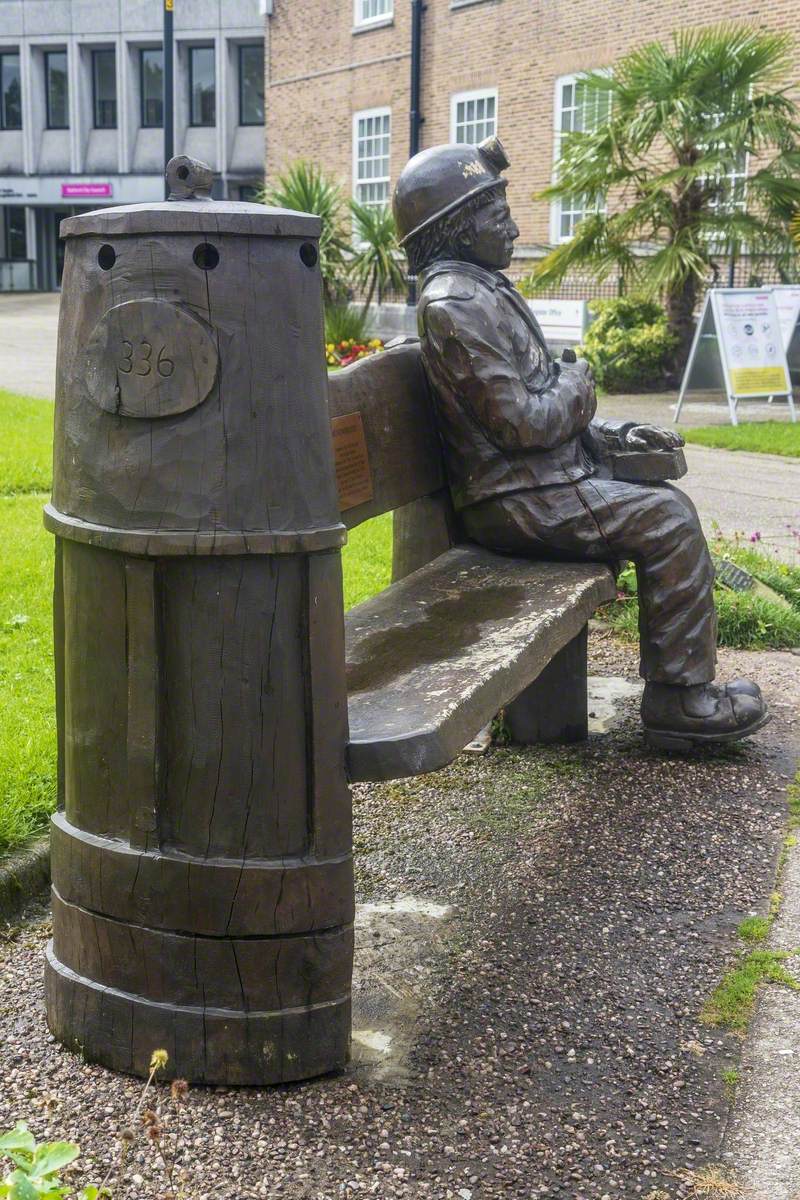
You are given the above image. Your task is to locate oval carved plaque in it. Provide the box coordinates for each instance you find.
[84,298,218,419]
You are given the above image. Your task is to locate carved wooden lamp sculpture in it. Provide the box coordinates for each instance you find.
[44,156,353,1085]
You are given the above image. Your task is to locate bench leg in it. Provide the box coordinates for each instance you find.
[504,625,589,745]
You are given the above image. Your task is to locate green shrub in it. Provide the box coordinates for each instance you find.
[325,302,369,347]
[261,161,351,303]
[579,297,677,393]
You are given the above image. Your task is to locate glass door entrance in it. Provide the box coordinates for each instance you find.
[36,206,92,290]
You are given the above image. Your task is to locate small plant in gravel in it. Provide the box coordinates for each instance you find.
[736,915,771,944]
[0,1122,107,1199]
[103,1049,189,1199]
[701,947,800,1033]
[0,1051,191,1200]
[721,1067,740,1102]
[788,771,800,832]
[665,1164,745,1197]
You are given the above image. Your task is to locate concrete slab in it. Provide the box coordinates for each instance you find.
[588,674,643,733]
[351,894,453,1084]
[722,841,800,1199]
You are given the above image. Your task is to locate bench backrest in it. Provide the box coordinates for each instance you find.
[327,339,456,579]
[327,340,445,528]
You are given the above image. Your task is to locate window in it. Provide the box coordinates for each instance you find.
[238,185,260,202]
[140,48,163,128]
[552,73,612,242]
[45,50,68,129]
[3,208,26,259]
[0,53,21,130]
[354,0,393,27]
[353,108,391,212]
[92,49,116,129]
[189,45,215,127]
[701,115,748,222]
[451,89,497,144]
[239,44,264,126]
[706,151,748,216]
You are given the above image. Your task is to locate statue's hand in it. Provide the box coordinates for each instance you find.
[625,424,684,451]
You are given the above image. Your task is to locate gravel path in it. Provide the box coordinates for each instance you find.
[0,632,797,1200]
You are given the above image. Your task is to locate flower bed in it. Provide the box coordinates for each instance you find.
[326,338,384,368]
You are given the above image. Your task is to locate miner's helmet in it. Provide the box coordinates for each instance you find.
[392,136,510,249]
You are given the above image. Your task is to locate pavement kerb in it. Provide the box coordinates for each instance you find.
[0,837,50,921]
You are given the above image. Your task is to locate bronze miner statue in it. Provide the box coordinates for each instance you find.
[393,137,769,750]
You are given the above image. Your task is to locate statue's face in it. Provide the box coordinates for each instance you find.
[459,192,519,270]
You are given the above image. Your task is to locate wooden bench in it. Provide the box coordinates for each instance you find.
[328,340,617,784]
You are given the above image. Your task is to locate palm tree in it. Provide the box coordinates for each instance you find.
[262,161,352,303]
[526,25,800,377]
[349,200,407,317]
[792,212,800,249]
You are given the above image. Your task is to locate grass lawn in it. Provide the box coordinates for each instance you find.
[0,391,392,853]
[683,420,800,457]
[0,391,55,494]
[0,493,56,850]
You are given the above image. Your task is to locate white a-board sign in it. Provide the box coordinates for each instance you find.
[771,285,800,388]
[772,285,800,350]
[676,288,795,425]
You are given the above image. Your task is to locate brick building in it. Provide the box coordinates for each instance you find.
[265,0,797,275]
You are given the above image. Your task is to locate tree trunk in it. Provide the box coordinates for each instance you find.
[360,274,376,322]
[665,274,698,386]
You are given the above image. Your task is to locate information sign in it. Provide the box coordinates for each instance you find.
[676,288,795,425]
[772,285,800,350]
[526,298,589,345]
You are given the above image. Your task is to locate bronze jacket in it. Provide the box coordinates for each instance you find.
[418,260,632,509]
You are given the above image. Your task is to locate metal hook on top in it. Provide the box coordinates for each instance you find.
[166,155,214,202]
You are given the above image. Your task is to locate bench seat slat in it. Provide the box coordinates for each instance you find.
[345,544,616,782]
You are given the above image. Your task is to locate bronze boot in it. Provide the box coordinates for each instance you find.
[641,680,770,750]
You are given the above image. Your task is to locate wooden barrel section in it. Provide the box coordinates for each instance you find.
[45,173,353,1085]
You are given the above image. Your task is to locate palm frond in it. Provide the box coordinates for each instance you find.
[262,160,351,299]
[524,214,636,293]
[348,201,406,313]
[540,22,799,315]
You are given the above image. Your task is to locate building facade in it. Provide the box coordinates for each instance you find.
[265,0,798,278]
[0,0,268,290]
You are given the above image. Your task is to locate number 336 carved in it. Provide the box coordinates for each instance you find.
[87,298,217,417]
[118,339,175,378]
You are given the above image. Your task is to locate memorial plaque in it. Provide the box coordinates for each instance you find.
[331,412,374,511]
[84,298,218,419]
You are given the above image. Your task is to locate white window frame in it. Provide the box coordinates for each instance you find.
[550,71,611,244]
[353,0,393,29]
[352,106,392,218]
[700,114,749,248]
[450,87,498,145]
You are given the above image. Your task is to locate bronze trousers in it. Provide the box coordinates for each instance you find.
[461,476,718,686]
